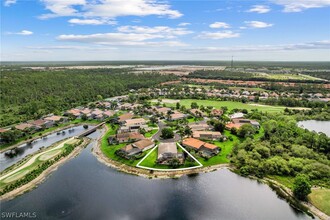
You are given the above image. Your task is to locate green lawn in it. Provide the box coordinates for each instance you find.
[187,117,203,123]
[229,86,267,92]
[158,99,286,113]
[308,188,330,216]
[139,145,199,169]
[144,129,158,138]
[268,175,295,189]
[195,130,238,166]
[100,124,151,166]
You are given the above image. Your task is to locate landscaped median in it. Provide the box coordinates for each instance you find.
[0,137,90,199]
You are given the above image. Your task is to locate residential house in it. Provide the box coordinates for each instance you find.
[210,109,223,117]
[15,123,36,131]
[118,113,134,123]
[231,118,260,129]
[118,118,147,133]
[182,138,220,158]
[192,131,221,140]
[110,132,145,144]
[116,139,155,159]
[229,112,245,119]
[189,109,206,117]
[157,142,184,165]
[30,119,52,129]
[169,112,186,121]
[188,121,211,131]
[44,115,66,125]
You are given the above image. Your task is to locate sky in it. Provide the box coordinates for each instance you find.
[1,0,330,61]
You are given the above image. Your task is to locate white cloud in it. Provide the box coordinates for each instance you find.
[182,40,330,53]
[56,26,190,47]
[40,0,182,21]
[68,18,116,25]
[6,30,34,35]
[247,5,271,13]
[117,26,193,37]
[178,22,191,26]
[244,21,273,28]
[209,22,230,29]
[198,31,240,39]
[4,0,16,7]
[272,0,330,12]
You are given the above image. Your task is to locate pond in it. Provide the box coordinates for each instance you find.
[298,120,330,136]
[0,125,93,172]
[0,130,314,220]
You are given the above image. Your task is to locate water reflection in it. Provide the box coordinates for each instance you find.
[0,125,94,172]
[1,130,313,220]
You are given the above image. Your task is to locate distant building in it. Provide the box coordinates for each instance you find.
[210,109,223,117]
[189,121,211,131]
[229,112,245,119]
[192,131,221,140]
[110,132,145,144]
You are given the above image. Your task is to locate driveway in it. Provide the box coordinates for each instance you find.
[152,121,180,143]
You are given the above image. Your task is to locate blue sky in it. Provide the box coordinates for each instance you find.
[1,0,330,61]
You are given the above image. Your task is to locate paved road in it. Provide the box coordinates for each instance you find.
[152,121,180,143]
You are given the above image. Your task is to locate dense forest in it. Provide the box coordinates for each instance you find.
[0,68,177,126]
[187,70,327,83]
[230,113,330,188]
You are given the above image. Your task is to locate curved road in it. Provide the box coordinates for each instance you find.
[152,121,180,143]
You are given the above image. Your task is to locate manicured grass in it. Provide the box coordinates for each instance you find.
[159,99,286,113]
[308,188,330,216]
[144,129,158,138]
[194,130,238,166]
[187,117,203,123]
[139,145,199,169]
[100,124,151,166]
[147,122,158,128]
[268,175,295,189]
[229,86,267,92]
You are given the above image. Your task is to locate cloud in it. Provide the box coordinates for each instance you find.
[178,22,191,26]
[244,21,273,28]
[198,31,240,39]
[68,18,116,25]
[209,22,230,29]
[4,0,16,6]
[247,5,271,13]
[272,0,330,12]
[181,40,330,53]
[117,26,193,37]
[56,25,191,46]
[6,30,33,35]
[40,0,182,21]
[26,45,117,51]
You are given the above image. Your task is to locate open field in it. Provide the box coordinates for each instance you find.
[308,188,330,216]
[229,86,267,92]
[0,137,78,187]
[153,99,292,113]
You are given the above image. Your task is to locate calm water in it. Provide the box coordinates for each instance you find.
[0,125,93,172]
[0,130,313,220]
[298,120,330,136]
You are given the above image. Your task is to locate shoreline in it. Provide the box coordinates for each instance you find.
[0,137,91,201]
[93,125,329,219]
[92,126,231,179]
[0,121,99,154]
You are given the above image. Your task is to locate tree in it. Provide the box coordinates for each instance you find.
[176,102,181,110]
[169,158,180,168]
[238,124,256,138]
[293,174,311,201]
[160,128,174,139]
[191,102,199,109]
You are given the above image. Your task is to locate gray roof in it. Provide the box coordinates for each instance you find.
[158,142,177,158]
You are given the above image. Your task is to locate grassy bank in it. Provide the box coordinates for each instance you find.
[308,188,330,216]
[154,99,289,113]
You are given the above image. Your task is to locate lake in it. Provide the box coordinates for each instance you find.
[298,120,330,136]
[0,130,314,220]
[0,125,93,172]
